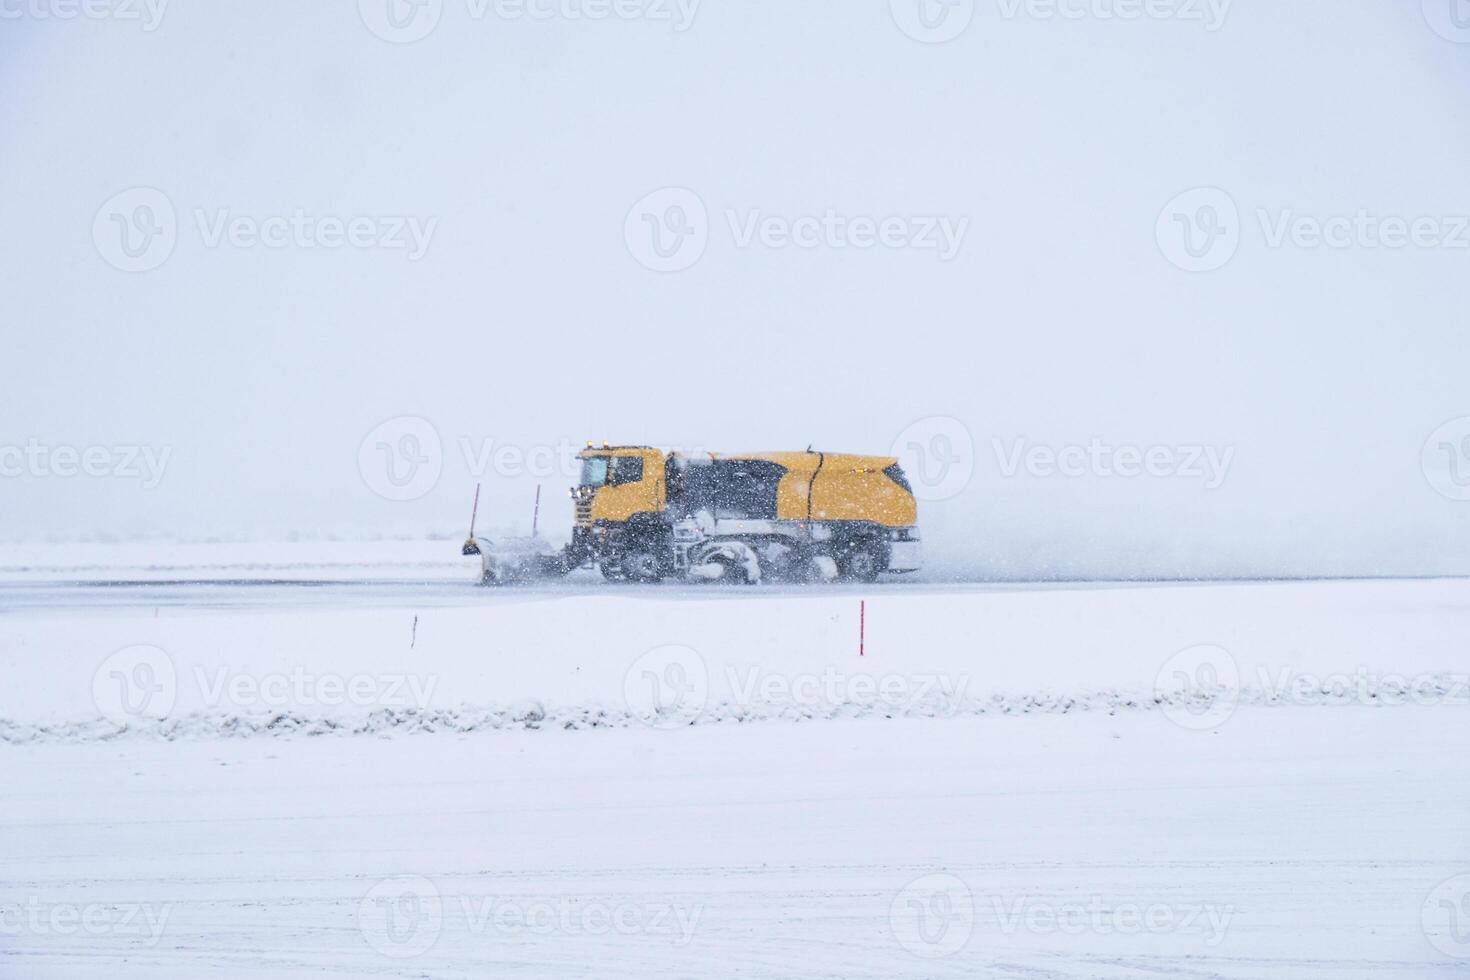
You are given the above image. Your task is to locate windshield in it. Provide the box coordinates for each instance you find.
[578,456,609,487]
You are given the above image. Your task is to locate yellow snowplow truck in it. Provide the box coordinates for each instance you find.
[463,446,922,585]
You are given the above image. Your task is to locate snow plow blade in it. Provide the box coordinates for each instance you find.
[462,535,571,585]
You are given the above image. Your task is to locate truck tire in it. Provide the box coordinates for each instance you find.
[837,544,883,583]
[716,557,756,585]
[621,550,664,583]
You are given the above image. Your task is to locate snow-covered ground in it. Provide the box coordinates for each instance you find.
[3,550,1469,977]
[8,709,1468,979]
[0,539,469,585]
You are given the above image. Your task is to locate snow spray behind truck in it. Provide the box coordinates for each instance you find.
[463,445,922,585]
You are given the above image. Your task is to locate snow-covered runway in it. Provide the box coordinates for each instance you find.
[3,545,1469,977]
[7,709,1468,979]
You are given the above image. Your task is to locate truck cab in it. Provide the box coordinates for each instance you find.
[569,446,673,581]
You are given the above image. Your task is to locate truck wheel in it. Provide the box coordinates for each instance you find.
[621,550,664,583]
[600,562,627,582]
[717,557,755,585]
[837,545,882,583]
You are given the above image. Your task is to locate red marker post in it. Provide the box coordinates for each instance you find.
[859,599,865,657]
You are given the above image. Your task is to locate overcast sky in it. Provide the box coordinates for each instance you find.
[3,0,1469,577]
